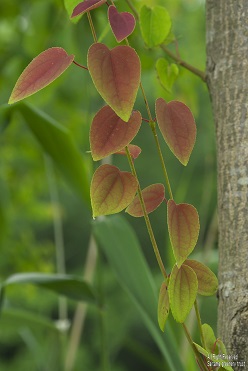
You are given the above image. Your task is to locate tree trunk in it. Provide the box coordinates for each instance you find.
[206,1,248,367]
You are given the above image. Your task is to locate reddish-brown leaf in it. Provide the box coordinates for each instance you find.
[90,105,142,161]
[167,200,200,267]
[126,184,165,217]
[71,0,106,18]
[87,43,141,122]
[108,5,136,43]
[8,48,74,104]
[155,98,196,165]
[168,263,198,323]
[90,164,138,217]
[184,259,218,296]
[115,144,142,159]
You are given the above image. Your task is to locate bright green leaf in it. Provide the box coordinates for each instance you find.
[158,281,170,332]
[140,5,172,47]
[193,343,234,371]
[202,323,218,353]
[93,215,183,371]
[168,264,198,323]
[156,58,179,92]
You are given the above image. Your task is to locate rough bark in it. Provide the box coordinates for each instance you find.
[206,1,248,368]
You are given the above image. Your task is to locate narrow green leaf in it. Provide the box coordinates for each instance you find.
[184,259,218,296]
[140,5,172,47]
[193,343,234,371]
[168,264,198,323]
[158,281,170,332]
[16,103,90,205]
[93,215,183,371]
[156,58,179,92]
[2,273,95,302]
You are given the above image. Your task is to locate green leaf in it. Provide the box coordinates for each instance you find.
[184,259,218,296]
[88,43,141,122]
[158,281,170,332]
[90,164,138,217]
[17,103,90,205]
[1,273,95,302]
[168,264,198,323]
[93,215,183,371]
[8,48,74,104]
[156,58,179,92]
[202,323,218,353]
[90,105,142,161]
[167,200,200,267]
[140,5,172,47]
[193,343,234,371]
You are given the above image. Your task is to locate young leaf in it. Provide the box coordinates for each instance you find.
[167,200,200,268]
[193,343,234,371]
[90,105,142,161]
[184,259,218,296]
[71,0,106,18]
[158,281,170,332]
[90,164,138,217]
[202,323,218,353]
[108,5,136,43]
[155,98,196,165]
[126,183,165,217]
[156,58,179,92]
[140,5,171,47]
[115,144,142,159]
[168,264,198,323]
[8,48,74,104]
[1,273,95,302]
[87,43,141,122]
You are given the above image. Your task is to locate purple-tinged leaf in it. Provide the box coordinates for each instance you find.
[88,43,141,122]
[71,0,106,18]
[168,264,198,323]
[90,105,141,161]
[158,281,170,332]
[184,259,218,296]
[108,5,136,43]
[155,98,196,165]
[9,48,74,104]
[167,200,200,268]
[126,184,165,217]
[115,144,142,159]
[90,164,138,217]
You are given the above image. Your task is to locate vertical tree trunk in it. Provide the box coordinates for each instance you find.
[206,1,248,367]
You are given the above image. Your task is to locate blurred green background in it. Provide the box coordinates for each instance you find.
[0,0,218,370]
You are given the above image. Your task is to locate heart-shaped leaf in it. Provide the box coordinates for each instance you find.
[126,184,165,217]
[88,43,141,122]
[115,144,142,159]
[108,5,136,43]
[184,259,218,296]
[167,200,200,268]
[156,98,196,165]
[140,5,171,47]
[156,58,179,92]
[158,281,170,332]
[71,0,106,18]
[90,105,142,161]
[168,264,198,323]
[90,164,138,217]
[9,48,74,104]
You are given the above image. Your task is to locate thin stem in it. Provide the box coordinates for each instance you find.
[194,300,206,349]
[182,324,209,371]
[149,122,174,200]
[87,12,98,43]
[124,0,139,19]
[160,45,206,82]
[125,146,167,279]
[139,82,153,122]
[73,61,88,70]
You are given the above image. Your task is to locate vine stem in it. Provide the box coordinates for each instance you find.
[182,324,209,371]
[125,146,167,279]
[87,12,98,43]
[194,300,206,349]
